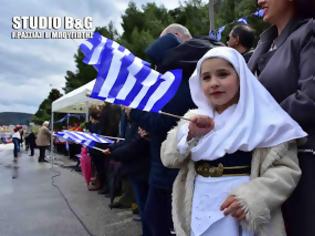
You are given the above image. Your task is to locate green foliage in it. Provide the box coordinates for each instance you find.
[170,0,209,36]
[120,2,173,59]
[215,0,268,44]
[33,89,62,124]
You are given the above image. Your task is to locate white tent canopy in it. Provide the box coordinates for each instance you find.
[50,79,104,165]
[52,79,103,114]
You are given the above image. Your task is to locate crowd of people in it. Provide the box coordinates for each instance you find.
[83,1,314,233]
[11,121,51,163]
[11,0,314,235]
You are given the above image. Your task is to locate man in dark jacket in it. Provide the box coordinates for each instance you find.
[129,23,223,236]
[104,110,150,236]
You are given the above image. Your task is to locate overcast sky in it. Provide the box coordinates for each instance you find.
[0,0,208,114]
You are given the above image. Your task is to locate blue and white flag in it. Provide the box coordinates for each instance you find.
[237,17,248,24]
[253,9,264,18]
[209,26,226,41]
[55,131,114,148]
[80,32,182,112]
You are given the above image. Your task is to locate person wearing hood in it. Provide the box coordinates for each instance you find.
[161,47,306,236]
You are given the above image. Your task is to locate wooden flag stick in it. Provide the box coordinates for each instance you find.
[85,92,192,122]
[98,134,125,141]
[87,145,106,152]
[159,111,192,122]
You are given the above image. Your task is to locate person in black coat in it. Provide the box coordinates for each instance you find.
[88,103,121,193]
[129,23,224,236]
[87,105,108,191]
[27,131,36,156]
[104,110,150,236]
[248,0,315,235]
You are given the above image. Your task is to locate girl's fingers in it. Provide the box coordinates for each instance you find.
[188,116,214,138]
[231,208,245,220]
[223,201,239,215]
[220,195,235,210]
[195,117,214,128]
[222,197,242,216]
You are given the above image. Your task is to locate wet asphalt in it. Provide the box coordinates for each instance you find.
[0,144,141,236]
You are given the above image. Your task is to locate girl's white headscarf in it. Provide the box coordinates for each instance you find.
[184,47,307,160]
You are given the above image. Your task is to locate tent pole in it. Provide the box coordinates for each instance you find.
[67,113,69,129]
[51,112,54,168]
[85,102,89,123]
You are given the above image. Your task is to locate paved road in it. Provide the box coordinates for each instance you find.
[0,144,141,236]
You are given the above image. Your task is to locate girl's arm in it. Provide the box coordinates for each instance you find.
[161,112,214,169]
[228,141,301,231]
[161,123,191,169]
[161,110,195,168]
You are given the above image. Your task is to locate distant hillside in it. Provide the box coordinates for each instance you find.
[0,112,33,125]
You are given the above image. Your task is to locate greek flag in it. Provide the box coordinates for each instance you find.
[209,26,225,41]
[253,9,264,18]
[54,131,114,148]
[80,32,182,112]
[237,17,248,24]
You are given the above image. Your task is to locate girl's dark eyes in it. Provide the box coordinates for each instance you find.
[201,71,230,80]
[217,72,229,77]
[201,75,210,81]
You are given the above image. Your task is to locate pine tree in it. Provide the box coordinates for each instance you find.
[32,89,62,124]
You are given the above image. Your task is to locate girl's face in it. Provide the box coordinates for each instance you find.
[200,58,239,113]
[258,0,294,25]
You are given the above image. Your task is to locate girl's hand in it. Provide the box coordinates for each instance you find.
[187,115,214,140]
[220,195,246,221]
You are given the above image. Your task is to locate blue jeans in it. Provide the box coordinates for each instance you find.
[130,179,150,236]
[143,186,173,236]
[13,138,20,157]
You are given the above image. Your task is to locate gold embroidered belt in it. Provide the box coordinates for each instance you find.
[195,162,250,177]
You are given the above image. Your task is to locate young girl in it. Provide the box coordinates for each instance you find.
[161,47,307,236]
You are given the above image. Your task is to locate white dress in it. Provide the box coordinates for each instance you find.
[178,106,254,236]
[190,175,253,236]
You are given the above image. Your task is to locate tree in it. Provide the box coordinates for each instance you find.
[215,0,268,43]
[170,0,209,36]
[120,2,173,59]
[32,89,62,124]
